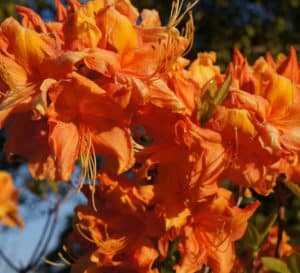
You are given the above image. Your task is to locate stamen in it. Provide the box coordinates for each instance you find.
[75,223,95,243]
[78,131,98,211]
[43,258,68,267]
[181,11,195,56]
[62,244,78,261]
[168,0,200,28]
[104,223,110,240]
[230,127,240,169]
[234,127,238,161]
[58,251,72,265]
[133,140,144,152]
[144,0,198,81]
[212,221,230,249]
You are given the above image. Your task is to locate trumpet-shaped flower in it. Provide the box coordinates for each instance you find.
[210,48,300,194]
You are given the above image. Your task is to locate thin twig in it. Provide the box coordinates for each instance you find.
[31,189,74,267]
[28,210,54,265]
[275,176,286,258]
[0,249,19,272]
[275,203,285,258]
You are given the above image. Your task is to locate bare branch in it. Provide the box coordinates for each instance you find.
[0,249,19,272]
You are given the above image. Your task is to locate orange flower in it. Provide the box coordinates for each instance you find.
[252,227,299,273]
[47,72,134,181]
[133,105,228,221]
[4,112,55,180]
[69,173,163,273]
[0,16,58,125]
[189,51,223,87]
[0,171,23,228]
[163,189,259,273]
[209,48,300,194]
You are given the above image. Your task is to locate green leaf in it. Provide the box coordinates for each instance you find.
[196,78,217,122]
[199,73,232,125]
[168,237,182,259]
[46,179,59,194]
[287,253,300,273]
[282,180,300,199]
[257,211,278,246]
[242,211,277,251]
[241,222,260,250]
[262,257,291,273]
[159,237,182,273]
[213,73,232,105]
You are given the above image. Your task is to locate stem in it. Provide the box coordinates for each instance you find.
[275,177,286,258]
[275,204,285,258]
[16,189,75,273]
[29,210,54,265]
[0,249,19,272]
[31,190,74,266]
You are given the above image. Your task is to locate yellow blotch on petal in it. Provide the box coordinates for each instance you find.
[0,171,23,228]
[96,6,138,61]
[218,106,256,137]
[83,0,105,16]
[189,52,221,87]
[263,70,294,118]
[63,0,105,50]
[210,196,228,214]
[166,207,191,231]
[0,18,56,75]
[68,8,102,49]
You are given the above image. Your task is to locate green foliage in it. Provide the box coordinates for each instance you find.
[283,180,300,199]
[0,1,17,22]
[197,73,232,125]
[262,253,300,273]
[262,257,291,273]
[242,222,261,251]
[25,179,59,199]
[241,211,277,252]
[159,237,182,273]
[287,253,300,273]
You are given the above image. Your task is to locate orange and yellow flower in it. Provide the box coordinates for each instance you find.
[0,171,23,227]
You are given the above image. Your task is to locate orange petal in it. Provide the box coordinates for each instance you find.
[0,18,57,75]
[16,5,47,33]
[277,46,299,82]
[92,123,134,174]
[49,120,80,181]
[96,6,138,60]
[207,237,235,273]
[149,79,185,112]
[229,200,260,240]
[263,69,294,117]
[189,52,221,87]
[114,0,139,24]
[55,0,67,21]
[4,112,55,180]
[63,4,103,50]
[0,171,23,228]
[214,106,256,137]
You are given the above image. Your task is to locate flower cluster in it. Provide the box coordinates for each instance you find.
[0,0,300,272]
